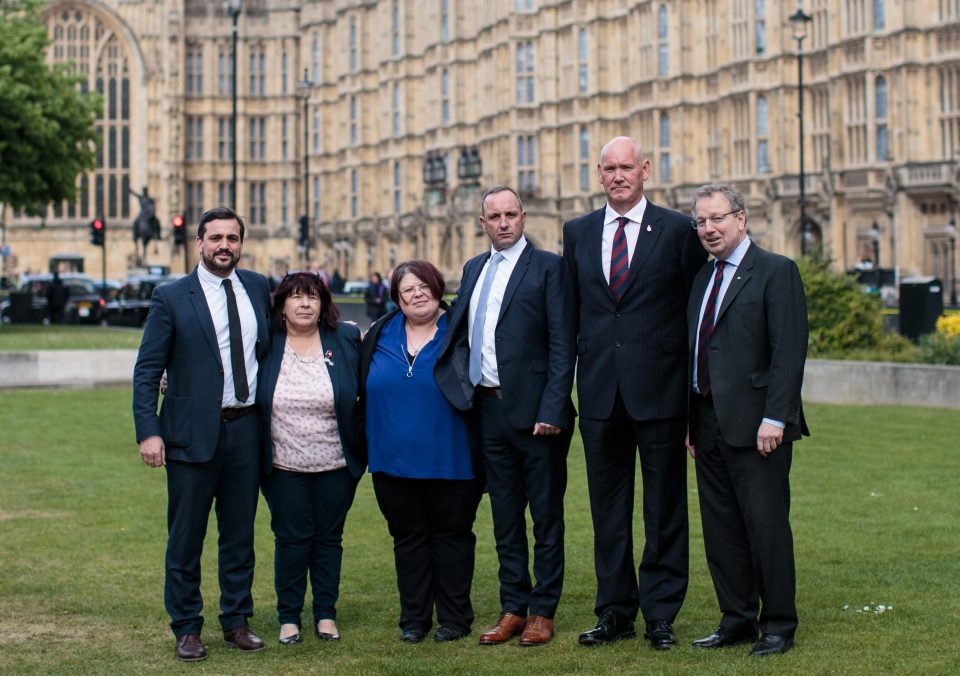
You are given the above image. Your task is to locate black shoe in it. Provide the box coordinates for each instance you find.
[644,620,677,650]
[578,608,636,645]
[434,625,470,642]
[400,628,426,644]
[692,627,757,649]
[749,633,794,656]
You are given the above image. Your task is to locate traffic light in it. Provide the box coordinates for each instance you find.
[172,214,186,245]
[298,215,310,248]
[90,217,105,247]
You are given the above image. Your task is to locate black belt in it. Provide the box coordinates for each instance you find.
[475,385,502,399]
[221,405,256,422]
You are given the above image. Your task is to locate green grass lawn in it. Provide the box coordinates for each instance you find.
[0,325,143,350]
[0,390,957,675]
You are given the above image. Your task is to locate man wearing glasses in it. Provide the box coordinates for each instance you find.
[685,183,808,656]
[563,137,705,650]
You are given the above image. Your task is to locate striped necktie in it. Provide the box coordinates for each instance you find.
[696,261,726,396]
[609,216,629,301]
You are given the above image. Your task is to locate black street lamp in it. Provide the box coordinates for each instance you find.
[871,221,881,269]
[456,145,483,186]
[791,8,812,256]
[948,217,957,307]
[298,69,313,261]
[227,0,242,207]
[422,150,448,191]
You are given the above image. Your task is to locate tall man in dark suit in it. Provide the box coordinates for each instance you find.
[685,184,808,657]
[563,137,706,649]
[437,186,576,647]
[133,207,271,662]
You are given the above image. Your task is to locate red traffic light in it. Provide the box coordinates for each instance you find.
[93,219,104,230]
[172,215,185,228]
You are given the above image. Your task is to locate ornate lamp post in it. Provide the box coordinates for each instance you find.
[297,70,313,262]
[226,0,242,207]
[791,8,812,255]
[947,217,957,307]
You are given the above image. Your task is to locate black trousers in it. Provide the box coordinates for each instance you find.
[261,467,358,627]
[476,393,569,618]
[164,413,261,638]
[690,395,797,638]
[372,473,483,632]
[578,391,688,623]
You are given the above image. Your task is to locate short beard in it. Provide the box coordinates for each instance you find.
[202,249,239,275]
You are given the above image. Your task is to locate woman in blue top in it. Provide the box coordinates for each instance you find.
[359,259,483,644]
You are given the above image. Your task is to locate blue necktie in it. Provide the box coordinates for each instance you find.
[469,252,505,386]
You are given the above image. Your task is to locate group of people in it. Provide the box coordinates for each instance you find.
[132,135,809,663]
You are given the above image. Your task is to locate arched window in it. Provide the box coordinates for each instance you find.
[657,5,669,76]
[757,96,770,173]
[47,10,132,221]
[875,76,889,160]
[311,33,320,82]
[659,113,671,182]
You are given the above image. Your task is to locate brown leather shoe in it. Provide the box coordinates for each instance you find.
[223,625,266,652]
[479,612,527,645]
[519,615,554,647]
[176,634,207,661]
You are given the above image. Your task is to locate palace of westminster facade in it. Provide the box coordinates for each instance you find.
[5,0,960,296]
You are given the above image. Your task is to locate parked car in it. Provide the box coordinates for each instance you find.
[0,273,106,324]
[103,274,182,327]
[341,280,368,295]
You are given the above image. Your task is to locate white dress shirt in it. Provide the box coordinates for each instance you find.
[467,235,528,387]
[601,197,648,283]
[197,262,259,407]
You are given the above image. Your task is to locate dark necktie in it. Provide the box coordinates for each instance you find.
[609,216,629,301]
[222,278,249,403]
[696,261,726,397]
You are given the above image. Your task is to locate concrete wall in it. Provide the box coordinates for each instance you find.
[1,352,958,410]
[802,359,960,410]
[0,350,137,389]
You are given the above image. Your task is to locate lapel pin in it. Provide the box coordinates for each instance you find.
[646,224,652,232]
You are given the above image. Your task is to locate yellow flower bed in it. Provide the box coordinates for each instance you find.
[936,314,960,337]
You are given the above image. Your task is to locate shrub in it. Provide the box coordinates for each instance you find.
[795,255,891,357]
[919,323,960,365]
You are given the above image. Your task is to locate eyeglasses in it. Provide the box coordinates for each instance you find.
[692,210,741,230]
[399,283,432,300]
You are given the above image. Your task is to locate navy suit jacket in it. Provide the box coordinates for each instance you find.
[132,267,271,462]
[563,202,706,420]
[257,323,365,478]
[437,242,577,430]
[687,242,810,447]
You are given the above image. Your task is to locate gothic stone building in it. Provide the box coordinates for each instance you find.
[5,0,960,298]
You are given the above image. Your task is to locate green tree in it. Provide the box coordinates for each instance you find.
[0,0,100,215]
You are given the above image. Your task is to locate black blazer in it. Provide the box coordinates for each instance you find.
[686,242,810,447]
[257,322,365,478]
[562,202,706,421]
[436,242,577,430]
[132,268,271,461]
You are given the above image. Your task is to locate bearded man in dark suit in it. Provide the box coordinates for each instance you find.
[563,136,706,649]
[685,183,808,657]
[133,207,271,662]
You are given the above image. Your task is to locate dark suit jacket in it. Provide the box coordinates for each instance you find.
[563,202,706,420]
[257,323,365,478]
[132,268,271,462]
[436,242,577,430]
[687,242,810,447]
